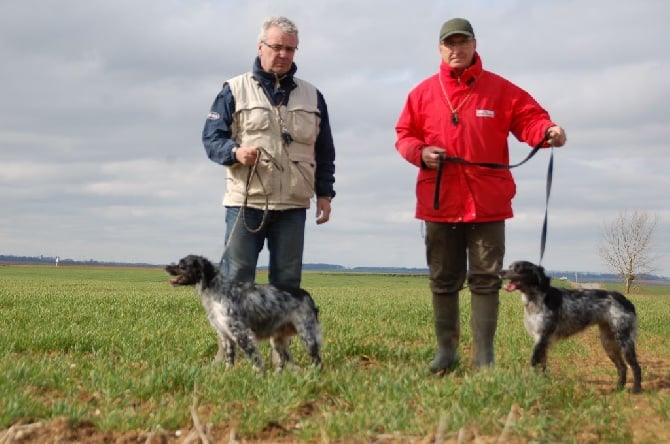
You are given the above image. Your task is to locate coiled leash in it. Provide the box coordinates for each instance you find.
[218,146,282,267]
[433,134,554,264]
[217,145,317,268]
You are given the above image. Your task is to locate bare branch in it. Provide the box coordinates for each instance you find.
[598,210,659,293]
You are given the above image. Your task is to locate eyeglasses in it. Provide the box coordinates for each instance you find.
[441,38,474,50]
[261,41,298,54]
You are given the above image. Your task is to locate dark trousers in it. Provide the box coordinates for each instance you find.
[425,221,505,295]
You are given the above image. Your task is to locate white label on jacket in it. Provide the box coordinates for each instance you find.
[207,111,220,120]
[476,109,495,118]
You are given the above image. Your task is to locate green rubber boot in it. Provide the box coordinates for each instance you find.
[428,292,460,374]
[470,292,500,367]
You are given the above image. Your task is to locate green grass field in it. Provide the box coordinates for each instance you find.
[0,265,668,443]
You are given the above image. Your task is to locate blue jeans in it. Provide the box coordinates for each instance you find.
[222,206,306,288]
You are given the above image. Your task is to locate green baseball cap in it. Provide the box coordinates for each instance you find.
[439,18,475,41]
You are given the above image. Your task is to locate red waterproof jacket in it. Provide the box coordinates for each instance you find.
[395,53,555,223]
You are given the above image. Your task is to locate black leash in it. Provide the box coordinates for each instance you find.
[539,147,554,265]
[432,135,553,264]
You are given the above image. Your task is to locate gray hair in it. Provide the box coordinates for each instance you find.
[258,16,299,43]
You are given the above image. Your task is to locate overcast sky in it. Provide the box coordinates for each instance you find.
[2,0,669,277]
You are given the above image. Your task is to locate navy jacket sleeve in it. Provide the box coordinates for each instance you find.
[202,84,239,166]
[314,90,336,198]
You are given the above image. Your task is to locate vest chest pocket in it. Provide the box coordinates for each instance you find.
[287,109,320,145]
[236,107,271,133]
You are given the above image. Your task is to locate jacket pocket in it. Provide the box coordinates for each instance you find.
[236,107,271,133]
[416,171,462,216]
[227,161,274,201]
[287,109,320,145]
[287,151,315,202]
[466,169,516,218]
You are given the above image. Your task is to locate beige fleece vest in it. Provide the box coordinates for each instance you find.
[223,72,320,210]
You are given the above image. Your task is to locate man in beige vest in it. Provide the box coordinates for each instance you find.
[202,17,336,352]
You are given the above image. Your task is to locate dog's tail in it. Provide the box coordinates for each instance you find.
[611,291,636,314]
[281,287,320,319]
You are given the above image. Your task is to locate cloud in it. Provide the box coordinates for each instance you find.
[1,0,669,276]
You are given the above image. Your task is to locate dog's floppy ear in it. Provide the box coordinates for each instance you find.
[198,256,217,287]
[534,264,551,288]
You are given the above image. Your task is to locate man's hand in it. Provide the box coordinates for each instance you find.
[315,197,332,225]
[546,126,567,147]
[421,146,446,169]
[234,146,260,165]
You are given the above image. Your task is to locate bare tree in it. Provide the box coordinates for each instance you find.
[598,210,658,294]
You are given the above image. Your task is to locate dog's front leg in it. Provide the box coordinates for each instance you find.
[214,335,225,363]
[529,314,558,371]
[530,337,549,371]
[214,333,236,367]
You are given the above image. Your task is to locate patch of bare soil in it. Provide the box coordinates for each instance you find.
[0,418,528,444]
[548,332,670,444]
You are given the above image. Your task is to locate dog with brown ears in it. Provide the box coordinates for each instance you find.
[501,260,642,393]
[166,255,322,371]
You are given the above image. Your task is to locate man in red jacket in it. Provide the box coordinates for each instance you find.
[395,18,566,373]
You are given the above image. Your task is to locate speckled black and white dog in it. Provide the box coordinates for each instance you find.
[165,255,322,371]
[501,260,642,393]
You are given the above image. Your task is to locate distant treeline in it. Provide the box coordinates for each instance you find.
[1,254,667,282]
[0,255,158,268]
